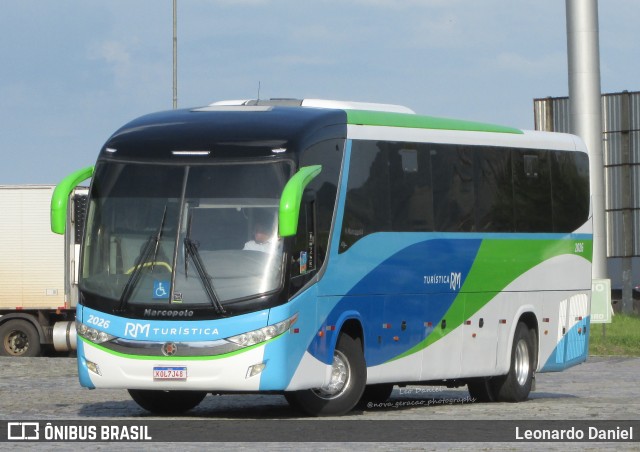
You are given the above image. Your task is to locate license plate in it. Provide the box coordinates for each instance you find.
[153,366,187,381]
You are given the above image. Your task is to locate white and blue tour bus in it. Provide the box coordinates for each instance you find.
[51,99,592,416]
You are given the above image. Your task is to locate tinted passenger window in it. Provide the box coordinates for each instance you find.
[389,146,434,232]
[512,151,552,232]
[475,148,514,232]
[431,146,474,232]
[550,151,590,232]
[339,140,590,253]
[300,139,344,267]
[340,142,391,251]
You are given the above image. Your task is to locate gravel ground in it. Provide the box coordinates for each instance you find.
[0,355,638,450]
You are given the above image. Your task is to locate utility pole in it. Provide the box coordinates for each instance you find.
[566,1,608,284]
[173,0,178,109]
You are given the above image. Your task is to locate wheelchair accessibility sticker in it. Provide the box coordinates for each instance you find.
[153,280,170,299]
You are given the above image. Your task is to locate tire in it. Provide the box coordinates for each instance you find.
[360,383,394,405]
[283,391,303,412]
[128,389,206,414]
[286,333,366,416]
[0,319,42,357]
[491,322,536,402]
[467,377,497,403]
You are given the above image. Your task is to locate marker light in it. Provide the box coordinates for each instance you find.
[227,314,298,348]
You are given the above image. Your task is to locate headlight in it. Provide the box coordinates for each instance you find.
[226,314,297,348]
[76,320,115,344]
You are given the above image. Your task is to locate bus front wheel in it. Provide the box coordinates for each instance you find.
[128,389,206,414]
[285,333,366,416]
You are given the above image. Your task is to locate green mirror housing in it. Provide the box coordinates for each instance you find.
[279,165,322,237]
[51,166,94,235]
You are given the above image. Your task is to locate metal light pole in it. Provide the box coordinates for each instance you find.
[566,0,608,283]
[173,0,178,109]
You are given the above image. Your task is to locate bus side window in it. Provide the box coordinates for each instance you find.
[550,151,590,232]
[432,146,475,232]
[391,146,434,232]
[340,141,391,252]
[513,150,552,232]
[300,139,344,269]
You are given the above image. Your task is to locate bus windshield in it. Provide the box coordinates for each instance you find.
[80,161,291,309]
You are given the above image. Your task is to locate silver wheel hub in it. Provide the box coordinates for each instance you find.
[6,330,28,355]
[514,339,530,386]
[313,350,351,399]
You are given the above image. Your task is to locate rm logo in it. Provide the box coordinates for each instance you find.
[124,322,150,339]
[450,272,462,291]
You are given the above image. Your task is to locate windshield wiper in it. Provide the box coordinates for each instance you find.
[117,205,168,312]
[184,237,226,315]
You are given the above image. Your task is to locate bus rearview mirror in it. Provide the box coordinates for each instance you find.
[279,165,322,237]
[51,166,94,234]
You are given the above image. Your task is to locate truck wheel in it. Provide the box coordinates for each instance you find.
[0,319,42,357]
[286,333,366,416]
[128,389,206,414]
[492,322,536,402]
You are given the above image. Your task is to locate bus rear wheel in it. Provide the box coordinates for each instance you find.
[467,377,497,402]
[492,322,536,402]
[468,322,536,403]
[128,389,206,414]
[285,333,366,416]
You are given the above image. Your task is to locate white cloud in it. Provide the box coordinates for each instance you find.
[270,54,335,67]
[407,14,464,49]
[350,0,463,10]
[213,0,269,5]
[1,0,639,185]
[93,40,133,81]
[493,52,566,76]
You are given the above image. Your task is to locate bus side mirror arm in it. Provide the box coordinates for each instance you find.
[51,166,94,235]
[279,165,322,237]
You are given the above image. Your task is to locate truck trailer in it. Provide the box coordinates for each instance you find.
[0,185,86,356]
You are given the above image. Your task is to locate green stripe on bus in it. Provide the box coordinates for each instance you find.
[346,110,523,134]
[388,237,592,362]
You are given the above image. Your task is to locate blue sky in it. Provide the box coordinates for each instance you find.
[1,0,638,184]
